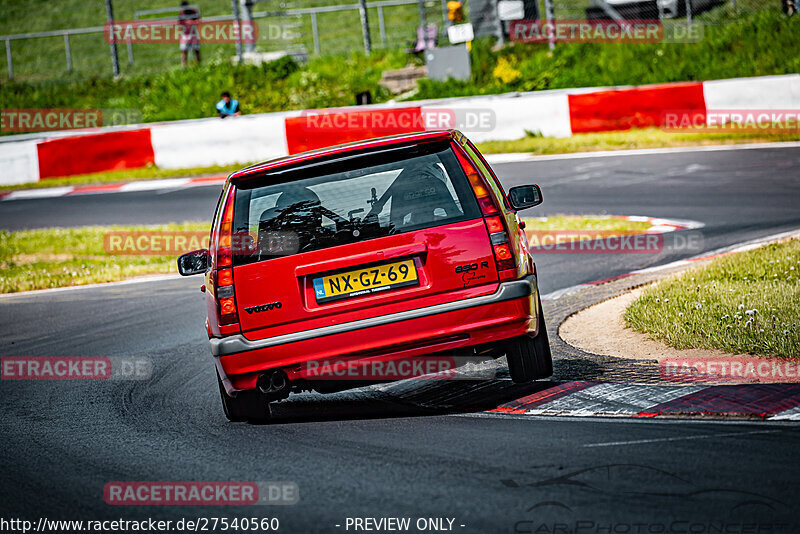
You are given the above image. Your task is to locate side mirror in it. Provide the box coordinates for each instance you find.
[177,249,209,276]
[507,184,543,211]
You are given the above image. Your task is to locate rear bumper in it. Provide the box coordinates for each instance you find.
[213,275,539,391]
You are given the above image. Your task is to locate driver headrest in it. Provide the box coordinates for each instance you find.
[276,187,320,209]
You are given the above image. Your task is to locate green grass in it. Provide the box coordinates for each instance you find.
[475,127,800,155]
[521,215,654,250]
[3,9,799,124]
[0,0,236,82]
[624,238,800,358]
[0,53,409,126]
[0,222,209,293]
[521,215,652,233]
[0,216,648,293]
[410,9,800,99]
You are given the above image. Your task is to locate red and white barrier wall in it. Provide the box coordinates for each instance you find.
[2,74,798,186]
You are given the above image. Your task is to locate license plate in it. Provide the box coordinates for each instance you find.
[312,259,419,303]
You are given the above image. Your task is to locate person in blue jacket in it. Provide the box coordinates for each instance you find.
[216,92,242,118]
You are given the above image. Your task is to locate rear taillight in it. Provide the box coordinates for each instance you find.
[485,216,504,234]
[486,216,515,273]
[467,173,497,216]
[455,146,517,280]
[214,190,238,326]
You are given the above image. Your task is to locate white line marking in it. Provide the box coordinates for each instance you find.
[543,227,800,299]
[537,215,704,300]
[1,177,226,202]
[583,429,781,448]
[523,383,704,417]
[631,227,800,275]
[647,217,705,229]
[3,187,75,200]
[630,260,693,275]
[771,405,800,421]
[184,178,226,188]
[119,178,191,192]
[541,284,590,301]
[454,411,800,426]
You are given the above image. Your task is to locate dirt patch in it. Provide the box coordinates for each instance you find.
[559,286,750,361]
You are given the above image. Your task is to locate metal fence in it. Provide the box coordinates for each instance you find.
[0,0,784,82]
[504,0,783,51]
[548,0,782,25]
[0,0,446,82]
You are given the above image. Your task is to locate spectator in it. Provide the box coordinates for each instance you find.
[217,92,242,118]
[178,1,201,66]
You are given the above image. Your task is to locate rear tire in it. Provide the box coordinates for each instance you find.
[506,297,553,383]
[217,374,272,423]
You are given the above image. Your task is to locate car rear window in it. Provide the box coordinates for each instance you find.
[232,141,480,266]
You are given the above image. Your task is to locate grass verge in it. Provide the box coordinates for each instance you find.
[521,215,652,233]
[0,216,648,293]
[624,238,800,358]
[0,223,208,293]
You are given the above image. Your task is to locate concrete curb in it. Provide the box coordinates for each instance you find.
[483,228,800,420]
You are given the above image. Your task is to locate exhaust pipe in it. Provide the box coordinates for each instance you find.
[257,369,290,401]
[269,371,286,391]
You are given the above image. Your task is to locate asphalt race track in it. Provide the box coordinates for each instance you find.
[2,146,800,532]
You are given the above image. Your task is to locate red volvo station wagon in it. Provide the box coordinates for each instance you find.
[178,130,551,421]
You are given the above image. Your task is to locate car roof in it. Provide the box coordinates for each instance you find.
[229,129,461,182]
